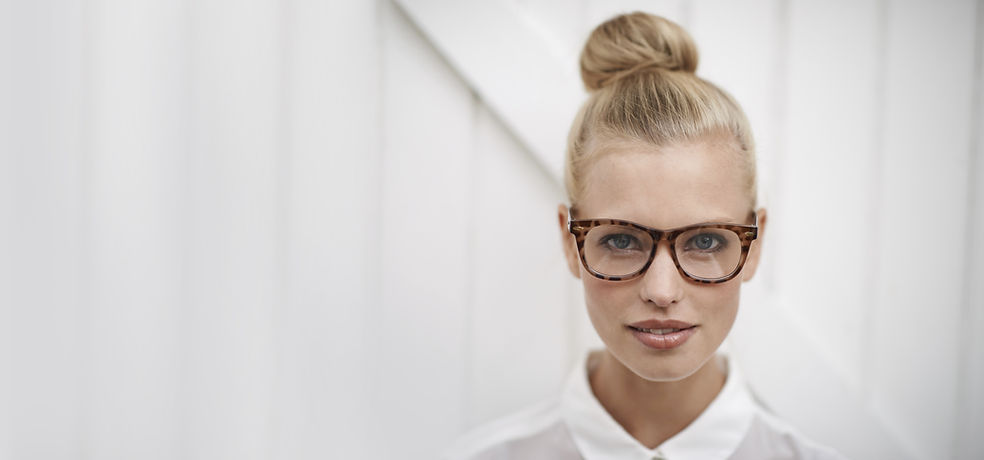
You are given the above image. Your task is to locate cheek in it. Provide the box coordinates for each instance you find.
[581,274,636,327]
[691,281,741,334]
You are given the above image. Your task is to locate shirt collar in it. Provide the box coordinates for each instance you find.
[560,350,756,460]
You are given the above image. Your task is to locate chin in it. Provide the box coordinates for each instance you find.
[616,344,713,383]
[631,358,703,382]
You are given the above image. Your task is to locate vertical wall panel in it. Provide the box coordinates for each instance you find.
[956,2,984,458]
[2,1,86,458]
[376,3,472,457]
[275,0,379,459]
[0,39,9,454]
[775,0,881,390]
[0,3,10,455]
[183,0,280,458]
[466,104,571,428]
[868,2,976,458]
[82,1,189,458]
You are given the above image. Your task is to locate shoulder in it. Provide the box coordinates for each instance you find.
[731,408,850,460]
[442,397,580,460]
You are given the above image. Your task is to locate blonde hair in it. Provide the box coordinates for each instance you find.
[565,12,757,207]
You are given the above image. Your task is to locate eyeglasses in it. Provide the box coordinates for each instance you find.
[567,210,758,283]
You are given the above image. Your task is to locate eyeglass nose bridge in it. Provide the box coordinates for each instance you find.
[635,228,688,280]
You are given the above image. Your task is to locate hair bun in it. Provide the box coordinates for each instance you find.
[579,12,699,91]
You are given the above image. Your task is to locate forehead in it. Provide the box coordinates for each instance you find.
[578,138,751,227]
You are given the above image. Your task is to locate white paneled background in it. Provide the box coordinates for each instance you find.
[1,1,981,459]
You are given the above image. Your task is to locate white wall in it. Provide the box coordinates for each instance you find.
[0,1,981,459]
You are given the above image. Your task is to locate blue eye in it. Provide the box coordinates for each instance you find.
[688,233,724,251]
[602,234,640,251]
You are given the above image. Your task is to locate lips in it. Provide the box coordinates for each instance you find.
[627,319,697,350]
[635,327,689,334]
[628,319,695,330]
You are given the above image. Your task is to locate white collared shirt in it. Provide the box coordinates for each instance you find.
[445,350,848,460]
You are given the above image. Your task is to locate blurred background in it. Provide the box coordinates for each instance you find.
[1,0,981,459]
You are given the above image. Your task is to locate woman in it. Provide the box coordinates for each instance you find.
[446,12,846,460]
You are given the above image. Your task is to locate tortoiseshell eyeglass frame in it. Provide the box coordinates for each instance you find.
[567,209,759,284]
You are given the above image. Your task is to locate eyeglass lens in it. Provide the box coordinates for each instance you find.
[582,225,742,280]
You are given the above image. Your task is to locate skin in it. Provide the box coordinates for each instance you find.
[556,136,767,449]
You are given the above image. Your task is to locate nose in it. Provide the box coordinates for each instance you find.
[639,241,684,307]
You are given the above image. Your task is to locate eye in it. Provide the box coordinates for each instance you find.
[687,233,725,252]
[601,234,641,251]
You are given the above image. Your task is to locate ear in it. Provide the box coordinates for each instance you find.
[557,204,582,279]
[741,207,768,282]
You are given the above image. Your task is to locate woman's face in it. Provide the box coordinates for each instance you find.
[558,137,766,382]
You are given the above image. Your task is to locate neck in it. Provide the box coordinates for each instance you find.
[588,350,727,449]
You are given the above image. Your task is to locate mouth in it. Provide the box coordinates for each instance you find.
[628,325,695,335]
[627,318,695,331]
[626,321,697,350]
